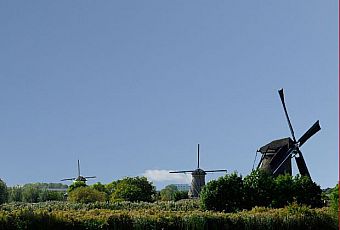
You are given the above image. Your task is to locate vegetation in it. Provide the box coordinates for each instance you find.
[67,181,86,193]
[68,187,106,204]
[160,185,188,201]
[0,175,335,229]
[0,179,7,205]
[200,172,244,212]
[109,177,156,203]
[0,201,337,229]
[7,183,65,203]
[200,170,323,212]
[328,184,339,213]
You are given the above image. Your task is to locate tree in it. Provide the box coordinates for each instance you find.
[110,177,156,202]
[68,187,106,203]
[293,175,322,208]
[329,184,339,213]
[7,186,23,202]
[22,184,40,203]
[200,172,244,212]
[0,179,8,204]
[243,170,275,209]
[160,185,188,201]
[67,181,87,193]
[38,189,64,202]
[272,174,295,208]
[160,185,178,201]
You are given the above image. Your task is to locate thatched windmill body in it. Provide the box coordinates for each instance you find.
[170,144,227,198]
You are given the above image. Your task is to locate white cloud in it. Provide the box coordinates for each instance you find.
[142,169,191,184]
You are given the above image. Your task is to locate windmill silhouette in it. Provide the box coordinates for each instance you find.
[170,144,227,198]
[61,160,96,183]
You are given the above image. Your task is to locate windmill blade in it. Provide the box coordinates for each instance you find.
[295,149,311,179]
[278,89,297,142]
[205,169,227,173]
[61,178,76,181]
[84,176,96,179]
[269,146,296,175]
[297,120,321,147]
[169,170,194,173]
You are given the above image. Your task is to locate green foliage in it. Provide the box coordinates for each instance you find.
[38,190,64,202]
[0,179,8,204]
[243,170,274,209]
[22,184,40,203]
[293,175,322,208]
[200,170,323,212]
[160,184,177,201]
[109,177,156,203]
[67,181,86,193]
[0,203,337,230]
[7,186,23,202]
[68,187,106,204]
[200,172,244,212]
[160,185,189,201]
[174,190,189,201]
[272,174,295,207]
[91,182,107,193]
[329,184,338,213]
[7,184,66,203]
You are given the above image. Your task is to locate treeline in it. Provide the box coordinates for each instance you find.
[0,182,66,203]
[200,170,337,212]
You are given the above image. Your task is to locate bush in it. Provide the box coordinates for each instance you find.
[110,177,156,203]
[200,172,243,212]
[67,181,86,193]
[68,187,106,203]
[272,174,295,207]
[329,184,338,213]
[200,170,323,212]
[0,179,7,204]
[293,175,322,208]
[243,170,274,209]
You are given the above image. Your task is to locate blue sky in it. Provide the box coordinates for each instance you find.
[0,1,337,189]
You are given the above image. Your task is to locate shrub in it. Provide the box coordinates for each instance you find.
[68,187,106,204]
[109,177,156,202]
[272,174,295,207]
[0,179,7,204]
[200,172,243,212]
[67,181,86,193]
[329,184,338,213]
[243,170,274,209]
[293,175,322,208]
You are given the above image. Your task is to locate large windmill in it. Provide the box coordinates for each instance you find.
[170,144,227,198]
[256,89,321,179]
[61,160,96,183]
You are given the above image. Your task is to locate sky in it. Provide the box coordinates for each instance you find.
[0,1,338,189]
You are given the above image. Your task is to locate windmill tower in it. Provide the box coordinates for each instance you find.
[170,144,227,198]
[257,89,321,179]
[61,160,96,183]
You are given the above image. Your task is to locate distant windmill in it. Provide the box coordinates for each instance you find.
[170,144,227,198]
[61,160,96,183]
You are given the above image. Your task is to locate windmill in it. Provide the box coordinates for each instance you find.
[170,144,227,198]
[256,89,321,179]
[61,160,96,183]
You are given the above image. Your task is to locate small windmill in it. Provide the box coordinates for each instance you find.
[61,160,96,183]
[170,144,227,198]
[256,89,321,179]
